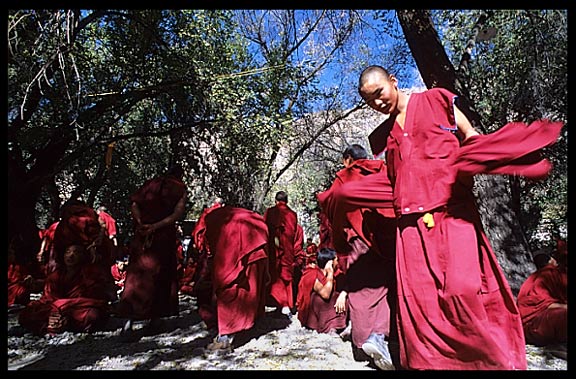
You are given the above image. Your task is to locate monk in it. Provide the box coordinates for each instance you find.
[37,220,59,275]
[517,243,567,352]
[296,247,348,334]
[110,258,128,295]
[264,190,299,318]
[18,244,112,335]
[8,239,43,308]
[291,224,306,312]
[52,199,116,302]
[96,206,119,260]
[317,143,397,370]
[116,164,187,335]
[198,206,269,351]
[328,65,562,370]
[304,237,318,265]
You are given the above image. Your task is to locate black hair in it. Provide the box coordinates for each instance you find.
[316,247,336,269]
[275,191,288,203]
[342,144,368,161]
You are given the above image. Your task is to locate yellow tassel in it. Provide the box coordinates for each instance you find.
[423,212,435,229]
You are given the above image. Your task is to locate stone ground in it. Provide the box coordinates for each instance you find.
[7,293,567,371]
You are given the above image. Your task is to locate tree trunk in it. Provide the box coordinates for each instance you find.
[8,159,43,264]
[396,9,533,294]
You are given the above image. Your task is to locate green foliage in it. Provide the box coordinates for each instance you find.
[433,9,567,243]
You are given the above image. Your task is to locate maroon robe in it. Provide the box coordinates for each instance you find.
[264,201,298,309]
[53,203,116,301]
[98,211,117,238]
[18,263,111,335]
[8,263,32,307]
[117,173,186,320]
[331,89,562,369]
[296,265,347,333]
[192,202,223,254]
[202,206,269,336]
[54,204,108,265]
[517,263,567,346]
[317,159,397,349]
[110,263,126,290]
[39,221,59,275]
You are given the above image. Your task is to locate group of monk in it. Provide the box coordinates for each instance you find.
[8,65,566,370]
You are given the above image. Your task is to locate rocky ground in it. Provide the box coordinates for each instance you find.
[7,293,567,371]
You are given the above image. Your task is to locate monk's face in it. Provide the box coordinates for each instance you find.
[359,73,399,115]
[64,245,84,267]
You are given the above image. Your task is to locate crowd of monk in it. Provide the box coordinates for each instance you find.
[8,65,566,370]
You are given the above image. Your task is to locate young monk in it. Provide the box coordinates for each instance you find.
[18,244,112,335]
[325,65,562,370]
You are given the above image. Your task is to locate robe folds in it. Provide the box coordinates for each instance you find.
[296,265,347,333]
[331,88,562,370]
[264,201,298,309]
[517,264,567,346]
[117,174,186,320]
[203,206,269,336]
[18,263,111,335]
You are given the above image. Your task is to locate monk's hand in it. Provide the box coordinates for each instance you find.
[48,311,66,331]
[335,291,347,313]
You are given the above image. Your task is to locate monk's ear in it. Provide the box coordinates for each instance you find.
[388,74,398,86]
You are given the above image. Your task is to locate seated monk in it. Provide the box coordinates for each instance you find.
[296,247,348,334]
[18,244,113,335]
[517,241,567,358]
[8,242,44,309]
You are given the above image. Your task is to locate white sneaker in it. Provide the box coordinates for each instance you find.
[361,333,395,370]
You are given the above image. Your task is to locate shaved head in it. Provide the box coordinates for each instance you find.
[358,65,391,93]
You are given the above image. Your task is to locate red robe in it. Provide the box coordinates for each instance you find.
[54,204,113,269]
[39,221,59,275]
[192,202,223,254]
[296,265,347,333]
[8,263,31,307]
[98,211,117,238]
[202,206,269,336]
[18,263,111,335]
[331,89,561,369]
[317,159,397,349]
[305,242,318,265]
[264,201,298,309]
[117,173,186,320]
[53,203,116,301]
[110,263,126,289]
[178,262,197,295]
[517,264,567,346]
